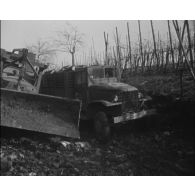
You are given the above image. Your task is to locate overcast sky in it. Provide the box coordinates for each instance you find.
[1,20,191,65]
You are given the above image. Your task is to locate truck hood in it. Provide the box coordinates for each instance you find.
[90,82,138,92]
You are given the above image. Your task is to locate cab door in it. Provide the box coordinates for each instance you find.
[74,68,88,106]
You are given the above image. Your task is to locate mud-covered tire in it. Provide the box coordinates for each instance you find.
[93,112,111,141]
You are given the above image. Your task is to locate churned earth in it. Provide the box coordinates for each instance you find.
[1,114,194,176]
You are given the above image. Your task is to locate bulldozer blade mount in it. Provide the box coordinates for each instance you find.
[0,88,81,139]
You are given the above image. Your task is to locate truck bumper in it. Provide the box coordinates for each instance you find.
[113,109,156,124]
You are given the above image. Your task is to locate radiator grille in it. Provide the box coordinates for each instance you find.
[118,90,139,112]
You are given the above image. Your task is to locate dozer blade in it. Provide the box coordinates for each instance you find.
[0,88,81,138]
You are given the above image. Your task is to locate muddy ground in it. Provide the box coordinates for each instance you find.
[1,73,195,176]
[1,108,194,176]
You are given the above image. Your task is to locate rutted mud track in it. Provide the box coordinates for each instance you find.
[1,102,194,175]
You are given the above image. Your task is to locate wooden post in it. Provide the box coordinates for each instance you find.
[161,49,164,70]
[164,32,169,73]
[164,47,169,73]
[90,46,93,65]
[104,32,109,65]
[186,20,194,69]
[146,51,150,71]
[179,68,183,99]
[175,21,186,71]
[138,21,144,73]
[92,37,97,63]
[181,21,187,40]
[115,27,121,65]
[127,22,132,68]
[115,27,122,80]
[113,47,118,69]
[194,21,195,60]
[158,31,160,50]
[174,21,185,97]
[150,20,158,70]
[149,52,154,71]
[173,20,195,83]
[167,20,175,70]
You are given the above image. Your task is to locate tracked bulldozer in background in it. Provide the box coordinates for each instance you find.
[0,48,81,138]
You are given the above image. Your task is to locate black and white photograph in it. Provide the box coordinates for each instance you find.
[0,1,194,194]
[1,19,194,176]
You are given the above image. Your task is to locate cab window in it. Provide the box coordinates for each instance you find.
[75,71,87,85]
[105,68,115,78]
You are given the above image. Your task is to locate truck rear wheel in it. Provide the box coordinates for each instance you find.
[93,112,111,141]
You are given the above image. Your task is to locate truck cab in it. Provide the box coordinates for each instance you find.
[40,65,155,139]
[1,48,155,139]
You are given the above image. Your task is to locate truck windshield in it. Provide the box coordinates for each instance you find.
[88,67,115,79]
[105,68,115,78]
[88,67,104,78]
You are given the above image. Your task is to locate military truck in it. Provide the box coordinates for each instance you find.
[40,65,155,138]
[1,48,155,139]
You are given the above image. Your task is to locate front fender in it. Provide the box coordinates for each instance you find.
[86,100,122,119]
[89,100,122,107]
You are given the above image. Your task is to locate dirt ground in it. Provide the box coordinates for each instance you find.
[1,113,194,176]
[1,73,194,176]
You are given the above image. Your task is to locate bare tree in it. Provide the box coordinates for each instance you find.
[27,39,56,63]
[55,24,83,68]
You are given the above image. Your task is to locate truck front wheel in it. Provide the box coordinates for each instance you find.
[93,112,111,141]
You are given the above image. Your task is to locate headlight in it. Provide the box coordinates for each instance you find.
[113,95,118,102]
